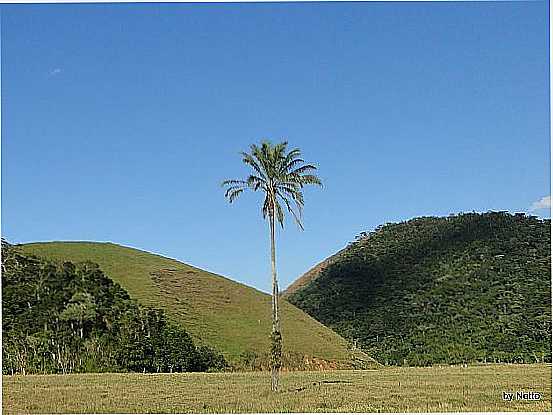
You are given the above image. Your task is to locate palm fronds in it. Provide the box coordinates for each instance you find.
[222,140,322,228]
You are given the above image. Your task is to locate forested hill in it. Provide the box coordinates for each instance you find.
[286,212,551,366]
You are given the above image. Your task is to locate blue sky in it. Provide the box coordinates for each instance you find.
[1,1,550,293]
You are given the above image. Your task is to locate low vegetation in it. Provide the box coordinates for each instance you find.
[287,212,551,366]
[3,364,551,413]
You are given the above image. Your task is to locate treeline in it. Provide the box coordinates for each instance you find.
[288,212,552,366]
[2,241,227,375]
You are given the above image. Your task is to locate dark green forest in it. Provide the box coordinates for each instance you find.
[288,212,551,366]
[1,241,227,375]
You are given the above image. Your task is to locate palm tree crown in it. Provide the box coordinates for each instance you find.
[222,140,322,229]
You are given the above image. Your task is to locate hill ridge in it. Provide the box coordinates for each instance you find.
[25,241,269,296]
[283,246,347,298]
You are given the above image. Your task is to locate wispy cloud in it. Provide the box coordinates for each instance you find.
[530,195,551,211]
[49,68,62,76]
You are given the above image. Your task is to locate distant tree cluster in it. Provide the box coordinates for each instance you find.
[2,241,227,375]
[288,212,552,366]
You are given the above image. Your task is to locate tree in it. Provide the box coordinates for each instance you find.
[222,140,322,391]
[60,292,97,339]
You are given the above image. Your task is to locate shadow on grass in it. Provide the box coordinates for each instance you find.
[287,379,353,393]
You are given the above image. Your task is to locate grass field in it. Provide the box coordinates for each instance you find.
[3,364,551,413]
[19,242,366,366]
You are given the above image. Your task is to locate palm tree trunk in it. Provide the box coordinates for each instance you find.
[270,212,281,392]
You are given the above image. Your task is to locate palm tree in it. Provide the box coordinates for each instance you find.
[222,140,322,391]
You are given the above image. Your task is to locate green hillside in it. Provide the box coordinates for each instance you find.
[3,242,226,374]
[286,212,552,366]
[20,242,372,369]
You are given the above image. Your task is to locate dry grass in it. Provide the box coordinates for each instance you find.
[3,364,551,413]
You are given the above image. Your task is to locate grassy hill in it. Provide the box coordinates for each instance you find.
[3,242,227,374]
[20,242,372,368]
[286,212,551,366]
